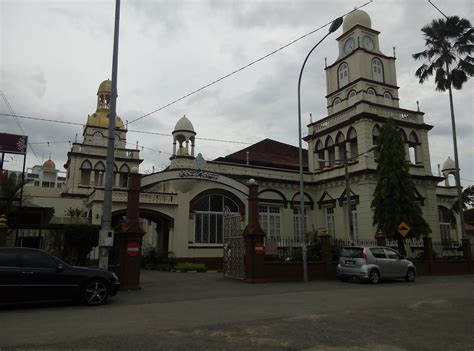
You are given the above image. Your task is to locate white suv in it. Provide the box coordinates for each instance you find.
[336,246,416,284]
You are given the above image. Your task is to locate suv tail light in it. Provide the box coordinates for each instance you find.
[359,251,367,262]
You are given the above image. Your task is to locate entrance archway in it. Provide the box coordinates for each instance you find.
[112,209,174,256]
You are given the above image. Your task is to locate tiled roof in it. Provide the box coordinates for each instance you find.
[214,138,308,170]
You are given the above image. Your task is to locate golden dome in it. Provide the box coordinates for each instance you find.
[343,9,371,32]
[43,159,56,170]
[87,110,125,129]
[98,79,112,93]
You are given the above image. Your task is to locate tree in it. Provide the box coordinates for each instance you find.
[371,118,431,256]
[65,207,84,223]
[0,170,26,217]
[451,185,474,213]
[63,224,100,265]
[412,15,473,237]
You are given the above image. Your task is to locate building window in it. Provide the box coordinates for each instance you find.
[438,206,457,244]
[347,128,358,157]
[119,164,130,187]
[293,207,308,238]
[34,181,40,186]
[336,132,346,161]
[384,91,392,106]
[326,207,335,238]
[347,90,357,106]
[80,160,92,185]
[372,58,383,82]
[325,136,335,166]
[315,140,325,170]
[194,194,239,244]
[338,63,349,87]
[367,88,377,103]
[408,131,420,164]
[259,206,281,241]
[333,97,342,113]
[94,162,105,186]
[372,125,381,160]
[351,204,358,239]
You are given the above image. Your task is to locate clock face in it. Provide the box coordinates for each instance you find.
[362,35,374,51]
[344,37,356,54]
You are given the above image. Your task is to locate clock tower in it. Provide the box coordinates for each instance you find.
[325,9,399,115]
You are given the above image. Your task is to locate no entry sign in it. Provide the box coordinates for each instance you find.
[127,242,140,256]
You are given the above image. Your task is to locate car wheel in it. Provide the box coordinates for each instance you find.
[82,278,109,305]
[368,269,380,284]
[405,268,416,282]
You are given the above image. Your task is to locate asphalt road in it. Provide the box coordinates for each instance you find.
[1,271,473,351]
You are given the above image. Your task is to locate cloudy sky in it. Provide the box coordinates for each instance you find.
[1,0,473,186]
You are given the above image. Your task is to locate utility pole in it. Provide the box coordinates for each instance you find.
[99,0,121,270]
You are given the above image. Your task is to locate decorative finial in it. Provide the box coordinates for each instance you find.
[393,46,396,58]
[416,100,420,112]
[136,141,139,150]
[324,57,327,68]
[246,151,250,165]
[437,164,441,177]
[310,113,313,124]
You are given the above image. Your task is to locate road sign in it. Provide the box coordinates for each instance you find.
[255,242,265,255]
[398,222,411,237]
[127,242,140,256]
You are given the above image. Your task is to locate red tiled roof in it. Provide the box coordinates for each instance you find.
[214,138,308,170]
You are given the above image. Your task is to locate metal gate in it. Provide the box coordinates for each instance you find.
[223,208,245,280]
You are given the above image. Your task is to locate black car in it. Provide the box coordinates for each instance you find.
[0,247,120,305]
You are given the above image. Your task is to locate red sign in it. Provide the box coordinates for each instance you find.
[255,242,265,255]
[127,242,140,256]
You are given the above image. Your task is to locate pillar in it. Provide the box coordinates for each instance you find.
[423,236,433,275]
[115,168,145,290]
[243,180,266,283]
[462,237,472,273]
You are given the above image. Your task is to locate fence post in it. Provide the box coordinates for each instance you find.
[461,237,472,273]
[243,180,266,283]
[375,230,386,247]
[0,214,8,246]
[319,230,332,280]
[423,236,433,275]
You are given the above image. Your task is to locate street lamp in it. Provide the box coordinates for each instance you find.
[336,145,378,243]
[297,16,343,283]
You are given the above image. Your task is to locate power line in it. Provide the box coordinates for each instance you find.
[126,1,373,125]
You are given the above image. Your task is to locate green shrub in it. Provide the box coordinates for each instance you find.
[63,224,100,265]
[175,262,207,272]
[141,249,176,271]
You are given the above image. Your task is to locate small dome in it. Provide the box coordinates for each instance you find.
[442,157,456,171]
[43,159,56,170]
[98,79,112,93]
[87,111,125,129]
[343,9,371,32]
[174,115,195,133]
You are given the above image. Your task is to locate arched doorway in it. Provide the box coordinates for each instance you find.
[112,208,174,257]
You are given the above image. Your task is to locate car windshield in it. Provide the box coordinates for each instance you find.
[341,247,364,258]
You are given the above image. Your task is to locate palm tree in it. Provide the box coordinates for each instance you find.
[412,16,473,238]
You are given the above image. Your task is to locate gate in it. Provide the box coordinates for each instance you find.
[223,207,245,280]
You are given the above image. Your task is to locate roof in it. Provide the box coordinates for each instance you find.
[214,138,308,171]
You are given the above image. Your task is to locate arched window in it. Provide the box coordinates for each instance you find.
[315,140,325,170]
[384,91,393,106]
[347,90,357,106]
[119,164,130,187]
[372,58,383,82]
[336,132,346,161]
[80,160,92,185]
[333,97,342,113]
[372,125,381,159]
[338,63,349,87]
[347,128,358,157]
[438,206,457,244]
[325,136,335,166]
[408,131,420,164]
[367,88,377,103]
[94,161,105,186]
[193,194,240,244]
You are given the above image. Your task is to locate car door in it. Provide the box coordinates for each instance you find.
[0,248,23,303]
[384,248,404,277]
[18,249,76,301]
[370,248,389,277]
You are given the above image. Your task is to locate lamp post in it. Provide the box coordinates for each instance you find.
[336,145,378,243]
[297,17,343,283]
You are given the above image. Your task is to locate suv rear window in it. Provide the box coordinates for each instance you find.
[0,249,18,267]
[341,247,364,258]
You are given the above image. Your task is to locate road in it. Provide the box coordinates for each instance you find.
[1,271,473,350]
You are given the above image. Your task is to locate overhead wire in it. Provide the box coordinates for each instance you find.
[126,1,373,125]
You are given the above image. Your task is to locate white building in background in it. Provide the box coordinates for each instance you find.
[17,10,461,263]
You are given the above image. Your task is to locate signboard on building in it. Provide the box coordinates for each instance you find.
[0,133,28,155]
